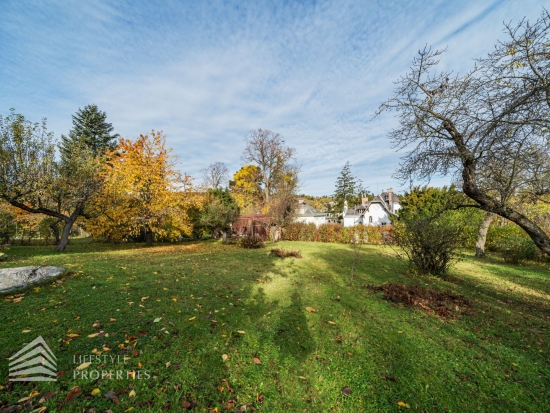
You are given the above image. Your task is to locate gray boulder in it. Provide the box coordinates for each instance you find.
[0,266,66,293]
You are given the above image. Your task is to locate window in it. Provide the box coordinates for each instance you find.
[369,216,372,223]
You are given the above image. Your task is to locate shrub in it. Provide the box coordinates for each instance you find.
[237,235,265,249]
[270,248,302,258]
[391,186,476,277]
[486,224,537,264]
[392,215,465,276]
[498,235,537,264]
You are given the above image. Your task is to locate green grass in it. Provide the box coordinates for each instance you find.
[0,240,549,412]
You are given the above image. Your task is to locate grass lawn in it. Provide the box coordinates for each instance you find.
[0,240,549,412]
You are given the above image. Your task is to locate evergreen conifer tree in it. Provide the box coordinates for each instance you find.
[59,104,118,162]
[333,161,360,220]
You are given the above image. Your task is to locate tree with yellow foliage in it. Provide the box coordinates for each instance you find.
[229,165,262,214]
[87,131,199,245]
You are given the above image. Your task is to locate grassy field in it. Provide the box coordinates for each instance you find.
[0,240,549,412]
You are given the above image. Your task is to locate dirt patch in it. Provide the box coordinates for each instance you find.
[367,283,471,319]
[270,248,302,258]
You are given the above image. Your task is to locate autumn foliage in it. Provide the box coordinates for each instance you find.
[86,131,200,245]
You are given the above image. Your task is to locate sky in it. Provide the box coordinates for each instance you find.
[1,0,547,196]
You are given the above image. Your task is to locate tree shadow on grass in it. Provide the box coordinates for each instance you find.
[272,291,315,363]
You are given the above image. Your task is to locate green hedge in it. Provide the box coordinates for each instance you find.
[282,223,389,245]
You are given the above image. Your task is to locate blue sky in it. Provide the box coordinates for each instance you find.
[1,0,547,195]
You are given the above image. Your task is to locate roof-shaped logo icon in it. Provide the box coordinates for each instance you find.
[9,336,57,382]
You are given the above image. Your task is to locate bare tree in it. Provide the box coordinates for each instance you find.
[263,165,300,242]
[201,162,229,189]
[377,10,550,256]
[242,129,296,203]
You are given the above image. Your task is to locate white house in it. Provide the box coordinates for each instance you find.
[343,188,400,227]
[294,199,329,227]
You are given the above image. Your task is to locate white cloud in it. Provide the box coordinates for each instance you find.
[0,0,547,195]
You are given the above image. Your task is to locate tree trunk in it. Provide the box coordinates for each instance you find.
[50,221,61,245]
[461,163,550,256]
[144,228,153,246]
[221,230,227,243]
[475,212,495,257]
[443,119,550,257]
[56,219,75,252]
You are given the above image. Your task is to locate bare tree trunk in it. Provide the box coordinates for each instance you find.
[221,230,227,243]
[56,219,75,252]
[50,221,61,245]
[475,212,495,257]
[144,227,153,246]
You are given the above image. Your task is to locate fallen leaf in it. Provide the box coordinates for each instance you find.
[66,333,79,338]
[128,390,136,398]
[104,390,120,404]
[22,330,31,333]
[327,321,336,325]
[305,307,316,313]
[397,401,410,408]
[165,361,171,368]
[109,318,116,322]
[222,354,229,362]
[237,330,245,334]
[91,388,101,396]
[76,362,92,370]
[188,317,196,321]
[63,386,82,404]
[342,387,352,396]
[38,391,58,403]
[298,376,307,380]
[153,317,162,323]
[253,357,261,364]
[88,333,99,338]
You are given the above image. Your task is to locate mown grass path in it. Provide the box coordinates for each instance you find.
[1,240,549,412]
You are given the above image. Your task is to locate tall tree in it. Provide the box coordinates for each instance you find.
[87,131,198,246]
[262,165,300,241]
[199,188,240,242]
[229,165,262,213]
[377,10,550,256]
[0,109,102,251]
[333,161,361,219]
[59,104,118,162]
[242,129,296,203]
[201,162,229,189]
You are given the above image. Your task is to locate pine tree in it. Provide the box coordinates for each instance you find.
[333,161,359,219]
[59,104,118,162]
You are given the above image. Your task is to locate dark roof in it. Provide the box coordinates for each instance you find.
[378,192,399,203]
[296,202,326,217]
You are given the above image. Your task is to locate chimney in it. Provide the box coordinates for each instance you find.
[387,188,393,213]
[362,196,368,205]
